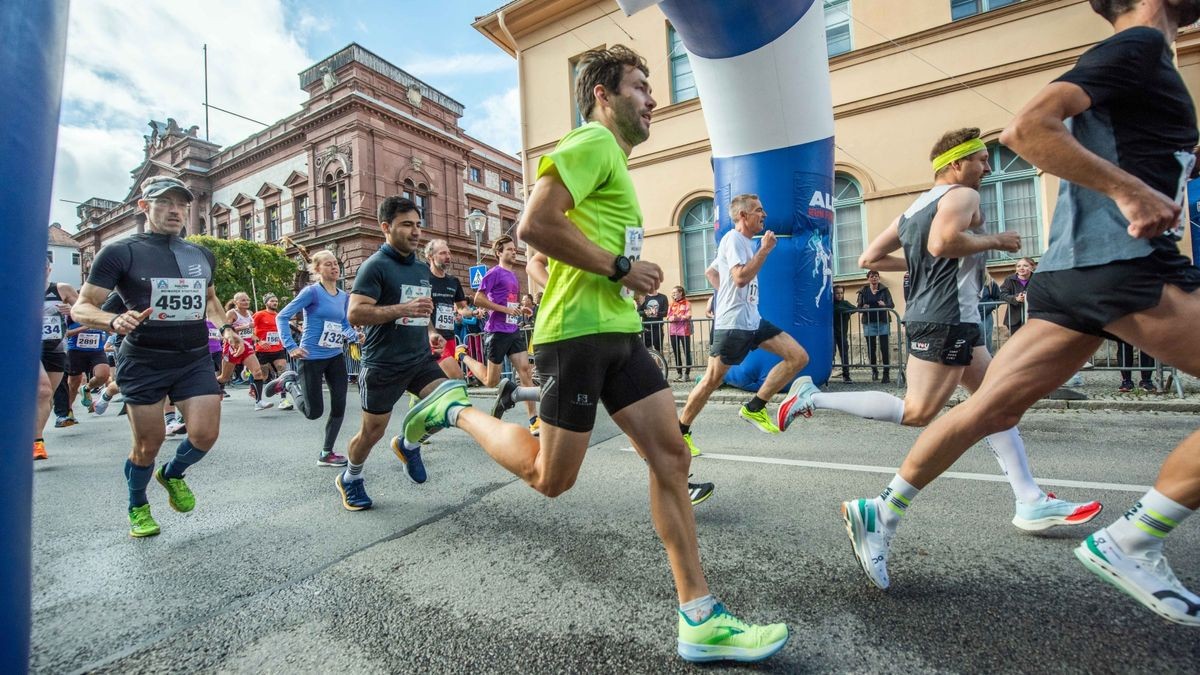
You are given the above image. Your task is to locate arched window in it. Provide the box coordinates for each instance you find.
[832,173,865,277]
[403,179,430,221]
[679,198,716,293]
[326,169,348,221]
[979,141,1040,261]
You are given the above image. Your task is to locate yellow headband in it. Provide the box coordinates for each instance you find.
[931,138,986,173]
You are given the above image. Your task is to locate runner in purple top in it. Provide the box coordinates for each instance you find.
[460,235,539,434]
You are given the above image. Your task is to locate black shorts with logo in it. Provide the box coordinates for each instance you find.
[906,321,983,366]
[1028,248,1200,338]
[709,319,784,366]
[484,330,528,364]
[358,358,445,415]
[67,350,108,377]
[115,345,221,405]
[535,332,670,433]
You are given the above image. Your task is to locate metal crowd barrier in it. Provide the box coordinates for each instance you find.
[833,308,907,385]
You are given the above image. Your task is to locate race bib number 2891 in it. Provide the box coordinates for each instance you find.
[150,278,206,321]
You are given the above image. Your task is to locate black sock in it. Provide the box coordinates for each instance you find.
[679,422,690,436]
[745,396,769,413]
[253,378,264,401]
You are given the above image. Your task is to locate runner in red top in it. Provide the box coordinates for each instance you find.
[253,293,292,409]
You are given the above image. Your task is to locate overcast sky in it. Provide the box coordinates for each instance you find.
[49,0,518,231]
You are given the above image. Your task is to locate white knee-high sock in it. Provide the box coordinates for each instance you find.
[984,427,1044,504]
[811,391,904,424]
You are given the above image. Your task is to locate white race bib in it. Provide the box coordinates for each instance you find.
[208,326,221,340]
[506,302,520,326]
[748,279,760,306]
[318,320,345,349]
[42,314,63,341]
[621,225,645,299]
[395,284,431,327]
[435,304,455,330]
[264,331,282,346]
[150,278,206,322]
[1167,149,1197,240]
[76,332,101,350]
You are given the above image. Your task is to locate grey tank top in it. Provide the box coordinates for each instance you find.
[898,185,987,325]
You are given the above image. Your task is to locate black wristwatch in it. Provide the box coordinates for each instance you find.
[608,255,632,282]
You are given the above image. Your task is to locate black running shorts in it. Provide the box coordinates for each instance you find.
[534,332,670,433]
[906,321,983,366]
[709,319,784,366]
[484,330,528,364]
[358,358,444,415]
[115,347,221,405]
[67,350,108,377]
[1028,248,1200,338]
[40,350,66,374]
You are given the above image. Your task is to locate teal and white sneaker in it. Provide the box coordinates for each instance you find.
[1012,492,1102,531]
[677,603,789,663]
[1075,528,1200,626]
[841,498,894,590]
[776,376,820,432]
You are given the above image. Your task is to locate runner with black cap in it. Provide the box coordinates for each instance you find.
[72,176,244,538]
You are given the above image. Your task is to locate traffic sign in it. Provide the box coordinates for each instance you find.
[469,264,487,289]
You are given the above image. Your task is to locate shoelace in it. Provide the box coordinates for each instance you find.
[711,604,751,632]
[1143,551,1184,588]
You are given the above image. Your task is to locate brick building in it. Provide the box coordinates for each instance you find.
[72,43,525,290]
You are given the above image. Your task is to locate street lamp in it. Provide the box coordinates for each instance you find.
[466,209,487,264]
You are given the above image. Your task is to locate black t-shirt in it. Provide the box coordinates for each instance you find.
[638,293,669,328]
[351,244,434,369]
[87,233,215,353]
[429,271,466,339]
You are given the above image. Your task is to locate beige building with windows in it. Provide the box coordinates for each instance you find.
[475,0,1200,314]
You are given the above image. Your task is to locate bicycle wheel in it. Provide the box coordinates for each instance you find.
[648,348,669,381]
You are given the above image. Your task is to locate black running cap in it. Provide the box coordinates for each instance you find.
[142,177,194,202]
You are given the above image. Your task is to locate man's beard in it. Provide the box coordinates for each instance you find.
[613,97,648,147]
[439,261,451,272]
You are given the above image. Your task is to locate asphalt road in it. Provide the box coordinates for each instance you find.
[31,387,1200,673]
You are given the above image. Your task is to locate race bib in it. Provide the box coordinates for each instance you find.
[435,304,455,330]
[42,314,63,341]
[264,331,282,346]
[318,320,345,349]
[621,225,644,299]
[237,324,254,339]
[748,279,760,306]
[1167,149,1197,240]
[506,302,520,326]
[395,284,431,327]
[208,326,221,340]
[76,333,101,350]
[150,278,206,322]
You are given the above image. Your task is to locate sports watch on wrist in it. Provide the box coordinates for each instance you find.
[608,255,632,282]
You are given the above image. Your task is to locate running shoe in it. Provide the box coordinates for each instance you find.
[33,440,47,461]
[248,382,258,399]
[676,602,789,663]
[155,466,196,513]
[317,452,348,467]
[254,400,274,412]
[278,397,294,411]
[841,498,894,590]
[263,371,296,398]
[165,419,187,436]
[390,436,428,484]
[491,377,517,418]
[1118,380,1134,393]
[1138,380,1158,394]
[738,406,779,434]
[128,504,160,538]
[1012,493,1102,531]
[401,379,471,445]
[776,376,820,432]
[81,388,93,408]
[688,476,714,506]
[93,394,112,415]
[529,416,541,437]
[335,473,372,511]
[54,415,75,428]
[1075,528,1200,626]
[682,432,701,457]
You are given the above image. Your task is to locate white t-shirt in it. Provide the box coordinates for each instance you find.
[710,230,761,331]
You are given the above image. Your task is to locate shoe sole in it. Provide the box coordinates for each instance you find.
[155,469,195,513]
[677,633,789,663]
[491,379,516,418]
[129,527,161,538]
[1074,542,1200,626]
[33,455,48,461]
[841,500,889,590]
[317,457,348,467]
[335,475,371,511]
[776,381,816,432]
[255,403,274,411]
[1012,501,1103,531]
[402,379,466,444]
[390,437,427,484]
[689,488,714,507]
[738,410,780,434]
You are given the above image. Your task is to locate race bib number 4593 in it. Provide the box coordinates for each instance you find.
[150,278,206,321]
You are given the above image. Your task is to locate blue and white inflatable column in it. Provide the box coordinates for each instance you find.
[620,0,835,389]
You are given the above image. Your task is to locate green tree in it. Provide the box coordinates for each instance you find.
[187,236,299,309]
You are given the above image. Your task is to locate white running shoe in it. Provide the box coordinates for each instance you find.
[1012,493,1103,531]
[165,419,187,436]
[776,376,820,432]
[254,400,274,412]
[1075,528,1200,626]
[92,394,112,416]
[841,498,894,590]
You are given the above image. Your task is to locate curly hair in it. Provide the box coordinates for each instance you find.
[574,45,649,121]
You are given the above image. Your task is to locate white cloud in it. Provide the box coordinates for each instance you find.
[402,52,515,77]
[49,0,313,230]
[462,86,521,155]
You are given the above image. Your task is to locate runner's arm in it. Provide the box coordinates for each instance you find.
[56,283,79,307]
[472,290,514,316]
[928,189,1019,258]
[347,292,431,325]
[730,246,769,288]
[72,282,119,331]
[208,287,241,344]
[705,267,719,290]
[275,287,309,352]
[526,251,549,288]
[859,217,907,272]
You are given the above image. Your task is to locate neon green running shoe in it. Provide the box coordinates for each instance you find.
[683,432,701,457]
[402,379,471,445]
[155,466,196,513]
[677,603,789,663]
[738,406,780,434]
[128,504,160,538]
